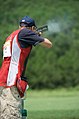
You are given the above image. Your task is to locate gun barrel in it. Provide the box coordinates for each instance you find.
[36,25,48,32]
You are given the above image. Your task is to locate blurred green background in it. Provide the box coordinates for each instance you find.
[0,0,79,119]
[0,0,79,89]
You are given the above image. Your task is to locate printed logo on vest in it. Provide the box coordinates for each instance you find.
[3,40,11,58]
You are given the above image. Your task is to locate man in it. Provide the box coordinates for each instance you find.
[0,16,52,119]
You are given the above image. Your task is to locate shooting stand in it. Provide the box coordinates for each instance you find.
[21,99,27,119]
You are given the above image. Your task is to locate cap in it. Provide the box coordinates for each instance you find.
[20,16,36,27]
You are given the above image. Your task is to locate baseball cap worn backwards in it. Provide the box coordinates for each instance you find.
[20,16,36,27]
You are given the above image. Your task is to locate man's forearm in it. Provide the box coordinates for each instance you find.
[40,38,52,48]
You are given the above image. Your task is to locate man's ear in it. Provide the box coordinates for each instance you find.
[31,26,34,30]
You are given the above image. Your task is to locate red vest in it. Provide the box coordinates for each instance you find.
[0,28,32,87]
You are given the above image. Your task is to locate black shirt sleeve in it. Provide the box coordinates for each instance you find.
[18,28,44,48]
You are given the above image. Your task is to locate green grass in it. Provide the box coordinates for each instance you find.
[24,88,79,119]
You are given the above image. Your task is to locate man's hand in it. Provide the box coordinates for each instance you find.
[37,31,42,36]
